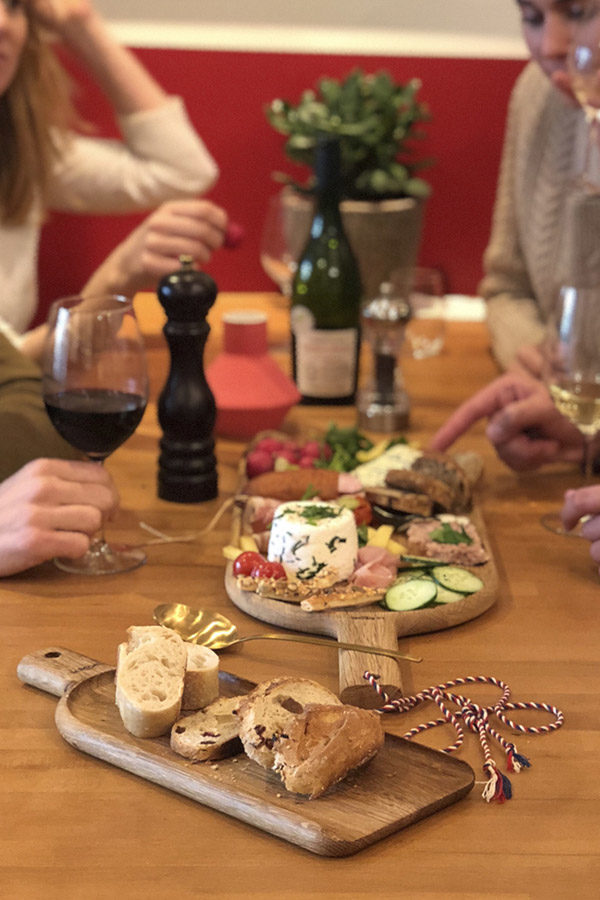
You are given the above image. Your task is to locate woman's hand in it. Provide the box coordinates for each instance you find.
[25,0,94,34]
[0,458,118,576]
[83,199,228,296]
[429,372,584,471]
[562,486,600,569]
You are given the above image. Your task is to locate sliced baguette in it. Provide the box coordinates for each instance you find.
[183,644,219,711]
[170,695,243,761]
[272,702,385,798]
[115,625,187,738]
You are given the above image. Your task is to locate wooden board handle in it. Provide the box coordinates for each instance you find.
[17,647,113,697]
[335,615,404,707]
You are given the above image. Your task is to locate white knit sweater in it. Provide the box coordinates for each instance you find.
[480,61,593,369]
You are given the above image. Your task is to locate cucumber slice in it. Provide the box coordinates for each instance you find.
[432,566,484,595]
[401,554,450,568]
[433,584,467,605]
[384,577,438,611]
[393,567,430,583]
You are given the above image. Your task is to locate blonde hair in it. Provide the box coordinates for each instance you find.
[0,13,78,224]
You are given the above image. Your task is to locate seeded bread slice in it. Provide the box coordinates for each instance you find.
[411,450,472,513]
[273,703,385,798]
[170,695,243,761]
[115,626,187,738]
[237,676,341,769]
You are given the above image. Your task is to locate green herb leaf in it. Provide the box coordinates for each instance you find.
[429,523,474,546]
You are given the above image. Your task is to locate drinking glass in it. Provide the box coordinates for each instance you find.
[568,22,600,192]
[42,294,149,574]
[401,267,447,359]
[541,283,600,535]
[260,192,309,298]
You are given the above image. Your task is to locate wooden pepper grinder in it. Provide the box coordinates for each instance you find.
[157,255,218,502]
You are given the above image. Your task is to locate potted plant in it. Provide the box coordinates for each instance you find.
[265,68,433,298]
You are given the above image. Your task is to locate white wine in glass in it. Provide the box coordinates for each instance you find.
[42,294,149,574]
[542,283,600,534]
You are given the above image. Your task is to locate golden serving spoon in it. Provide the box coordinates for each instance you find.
[153,603,421,663]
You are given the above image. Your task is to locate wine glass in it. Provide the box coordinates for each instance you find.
[42,294,149,574]
[540,283,600,535]
[260,192,310,299]
[568,25,600,192]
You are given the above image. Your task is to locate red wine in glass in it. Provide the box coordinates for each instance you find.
[42,294,149,574]
[44,388,146,461]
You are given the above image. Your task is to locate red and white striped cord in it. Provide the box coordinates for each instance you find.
[363,672,564,803]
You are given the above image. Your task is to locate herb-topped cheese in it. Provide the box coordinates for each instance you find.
[267,500,358,582]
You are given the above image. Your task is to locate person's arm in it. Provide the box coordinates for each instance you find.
[479,66,548,372]
[0,334,80,477]
[429,372,584,471]
[39,1,219,211]
[0,458,118,576]
[30,1,170,114]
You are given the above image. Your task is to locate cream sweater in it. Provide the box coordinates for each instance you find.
[0,97,218,336]
[480,62,592,370]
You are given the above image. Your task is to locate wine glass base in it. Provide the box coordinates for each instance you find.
[540,511,587,538]
[54,542,146,575]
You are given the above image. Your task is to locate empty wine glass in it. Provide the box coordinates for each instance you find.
[42,294,149,574]
[540,282,600,535]
[260,192,310,298]
[568,22,600,191]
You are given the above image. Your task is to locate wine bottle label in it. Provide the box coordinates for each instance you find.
[292,308,358,398]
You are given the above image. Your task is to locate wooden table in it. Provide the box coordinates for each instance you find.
[2,293,599,898]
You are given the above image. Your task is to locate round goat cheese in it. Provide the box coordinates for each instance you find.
[267,500,358,582]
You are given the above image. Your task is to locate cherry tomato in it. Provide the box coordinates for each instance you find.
[250,560,286,580]
[352,496,373,527]
[232,551,265,577]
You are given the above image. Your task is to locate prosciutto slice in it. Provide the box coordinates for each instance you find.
[351,545,398,590]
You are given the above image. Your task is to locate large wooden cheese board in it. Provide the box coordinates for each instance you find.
[17,646,474,858]
[225,505,498,704]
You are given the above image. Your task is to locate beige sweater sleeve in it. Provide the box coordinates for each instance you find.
[0,335,80,481]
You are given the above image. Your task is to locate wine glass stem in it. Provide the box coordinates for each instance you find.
[582,435,595,482]
[90,458,108,547]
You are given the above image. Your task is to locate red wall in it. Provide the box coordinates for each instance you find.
[36,47,526,326]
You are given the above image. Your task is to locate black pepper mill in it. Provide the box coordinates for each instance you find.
[157,256,218,502]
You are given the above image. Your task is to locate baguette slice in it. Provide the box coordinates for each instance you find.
[272,703,384,798]
[170,695,243,761]
[115,626,187,738]
[237,676,341,769]
[182,644,219,710]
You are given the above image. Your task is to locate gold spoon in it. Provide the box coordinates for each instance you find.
[153,603,421,663]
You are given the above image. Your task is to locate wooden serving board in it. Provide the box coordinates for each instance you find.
[226,507,498,704]
[17,647,474,858]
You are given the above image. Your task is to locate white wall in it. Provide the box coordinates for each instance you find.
[94,0,527,59]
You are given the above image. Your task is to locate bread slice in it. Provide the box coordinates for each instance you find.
[182,644,219,711]
[273,703,385,798]
[365,485,433,517]
[411,450,472,513]
[237,676,341,769]
[171,695,243,761]
[384,468,454,511]
[115,625,187,738]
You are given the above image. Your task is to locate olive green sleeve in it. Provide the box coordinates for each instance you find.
[0,335,80,481]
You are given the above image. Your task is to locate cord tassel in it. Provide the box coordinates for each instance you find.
[364,672,562,803]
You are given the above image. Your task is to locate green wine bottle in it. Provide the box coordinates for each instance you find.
[290,137,363,404]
